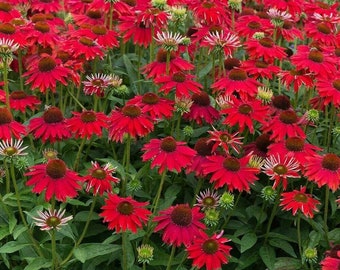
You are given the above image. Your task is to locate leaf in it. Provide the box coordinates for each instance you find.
[0,227,10,241]
[240,233,257,253]
[259,245,276,270]
[24,258,51,270]
[74,211,100,222]
[8,215,17,233]
[13,225,27,240]
[329,228,340,243]
[267,232,297,243]
[269,238,297,258]
[274,257,301,270]
[73,243,120,263]
[198,62,213,79]
[0,241,30,254]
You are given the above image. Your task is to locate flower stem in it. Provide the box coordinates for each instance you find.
[264,186,282,244]
[166,245,176,270]
[323,187,330,248]
[151,170,167,214]
[297,212,302,258]
[122,135,131,196]
[4,160,10,194]
[77,196,97,246]
[191,177,204,206]
[3,61,10,109]
[122,232,128,270]
[74,137,87,171]
[166,51,171,75]
[51,229,58,270]
[222,192,241,228]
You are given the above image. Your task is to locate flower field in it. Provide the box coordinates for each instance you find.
[0,0,339,269]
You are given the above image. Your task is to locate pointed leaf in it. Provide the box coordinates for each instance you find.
[24,258,51,270]
[0,241,30,253]
[269,239,297,258]
[240,233,257,253]
[74,243,121,263]
[259,245,276,270]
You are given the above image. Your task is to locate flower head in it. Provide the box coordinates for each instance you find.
[82,73,112,96]
[204,31,241,56]
[0,139,28,157]
[33,208,73,231]
[154,31,185,51]
[137,244,154,264]
[195,189,220,210]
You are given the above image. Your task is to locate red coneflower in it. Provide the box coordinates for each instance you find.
[25,21,60,48]
[108,104,154,143]
[279,68,314,93]
[73,8,105,26]
[276,20,303,42]
[84,161,120,195]
[64,36,104,61]
[0,90,41,113]
[100,194,151,233]
[280,186,320,218]
[0,2,21,23]
[320,245,340,270]
[142,136,197,174]
[305,20,337,46]
[66,110,108,139]
[191,0,229,25]
[82,73,112,96]
[23,54,70,93]
[316,73,340,107]
[262,154,300,190]
[241,59,281,80]
[195,189,220,210]
[138,6,169,29]
[154,204,205,247]
[187,230,232,270]
[75,25,119,49]
[207,128,243,155]
[28,106,71,143]
[25,158,83,202]
[126,93,174,121]
[203,154,259,192]
[203,30,241,57]
[31,0,62,13]
[0,22,26,47]
[304,153,340,192]
[0,107,26,140]
[235,15,272,38]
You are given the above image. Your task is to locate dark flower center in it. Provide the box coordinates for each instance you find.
[202,2,214,8]
[46,159,67,179]
[335,48,340,57]
[194,137,213,156]
[57,51,70,63]
[92,79,104,86]
[31,14,46,23]
[321,154,340,171]
[192,92,210,106]
[248,21,261,29]
[294,193,308,203]
[279,110,298,124]
[122,105,141,118]
[40,0,53,3]
[316,23,331,34]
[255,61,268,68]
[34,21,50,33]
[0,2,11,12]
[0,23,15,34]
[121,0,136,6]
[238,104,252,115]
[209,26,223,34]
[283,21,293,29]
[328,245,340,259]
[79,37,94,46]
[4,146,17,156]
[259,37,274,48]
[272,95,291,110]
[273,164,287,175]
[142,93,159,104]
[81,0,93,3]
[156,49,175,62]
[289,69,304,76]
[160,136,177,152]
[170,205,192,226]
[228,69,247,81]
[117,201,134,215]
[308,50,324,63]
[91,168,106,179]
[285,137,304,151]
[224,58,241,70]
[43,107,64,123]
[202,197,216,207]
[46,216,61,228]
[10,91,27,100]
[38,56,56,72]
[332,79,340,91]
[91,25,107,35]
[223,157,240,171]
[202,239,218,254]
[38,46,53,55]
[172,72,186,83]
[80,111,97,123]
[0,108,13,124]
[86,9,102,19]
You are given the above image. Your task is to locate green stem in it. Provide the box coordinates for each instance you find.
[3,61,10,109]
[297,213,302,258]
[264,186,282,244]
[76,196,97,246]
[151,170,167,214]
[222,192,241,228]
[166,51,170,75]
[17,49,24,92]
[73,137,87,171]
[175,114,181,140]
[122,135,131,196]
[122,232,128,270]
[191,177,204,207]
[51,229,58,270]
[4,160,10,194]
[66,87,86,110]
[166,245,176,270]
[323,187,330,248]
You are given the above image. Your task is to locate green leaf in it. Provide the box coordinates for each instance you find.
[0,227,10,241]
[267,232,297,243]
[0,241,30,254]
[8,215,17,233]
[74,211,100,222]
[13,225,27,240]
[329,228,340,243]
[73,243,121,263]
[274,257,301,270]
[24,258,51,270]
[198,62,213,79]
[269,238,297,258]
[259,245,276,270]
[240,233,257,253]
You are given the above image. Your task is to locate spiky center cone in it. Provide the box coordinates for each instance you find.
[86,9,102,19]
[122,105,141,118]
[289,69,304,76]
[79,37,94,46]
[38,56,56,72]
[224,58,241,70]
[40,0,53,3]
[4,147,17,156]
[209,25,223,34]
[223,157,240,171]
[57,51,70,63]
[228,69,247,81]
[92,25,107,35]
[121,0,136,6]
[202,196,216,208]
[171,205,192,226]
[10,91,27,100]
[91,168,106,179]
[160,136,177,152]
[172,72,186,83]
[335,48,340,57]
[279,110,298,124]
[46,159,67,179]
[321,154,340,171]
[43,107,63,123]
[332,79,340,91]
[0,2,11,11]
[220,133,231,142]
[272,95,291,110]
[238,104,252,115]
[0,108,13,124]
[81,0,93,3]
[317,23,331,34]
[273,164,287,175]
[259,37,274,48]
[156,49,175,62]
[31,14,46,23]
[248,21,261,29]
[0,23,15,34]
[283,21,293,29]
[194,138,213,156]
[255,61,269,68]
[285,137,304,151]
[202,2,215,8]
[38,46,53,55]
[308,50,324,63]
[43,149,58,160]
[117,201,134,215]
[294,193,308,203]
[80,111,97,123]
[202,239,218,254]
[255,133,271,152]
[46,216,61,228]
[142,93,159,104]
[34,21,50,33]
[192,92,210,106]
